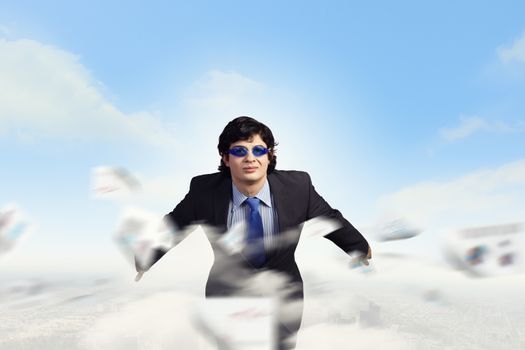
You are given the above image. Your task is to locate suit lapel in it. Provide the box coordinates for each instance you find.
[213,175,232,232]
[268,172,297,245]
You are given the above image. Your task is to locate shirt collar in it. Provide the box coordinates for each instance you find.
[232,179,272,208]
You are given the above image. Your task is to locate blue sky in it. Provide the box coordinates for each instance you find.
[1,1,525,274]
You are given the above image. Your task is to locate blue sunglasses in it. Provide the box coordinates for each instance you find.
[228,145,269,157]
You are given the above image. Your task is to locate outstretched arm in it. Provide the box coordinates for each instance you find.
[305,173,371,263]
[134,178,198,280]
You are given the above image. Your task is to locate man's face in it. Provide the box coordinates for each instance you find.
[222,134,270,186]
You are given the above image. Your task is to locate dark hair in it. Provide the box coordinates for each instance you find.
[218,116,277,175]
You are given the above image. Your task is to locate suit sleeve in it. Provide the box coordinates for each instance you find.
[135,177,198,272]
[164,177,197,231]
[306,173,369,256]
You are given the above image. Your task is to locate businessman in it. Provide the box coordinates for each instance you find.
[136,116,371,349]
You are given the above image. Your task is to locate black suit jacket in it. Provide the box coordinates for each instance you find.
[143,170,369,298]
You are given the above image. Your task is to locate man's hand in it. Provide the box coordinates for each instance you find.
[350,247,372,268]
[362,246,372,266]
[134,255,148,282]
[135,270,145,282]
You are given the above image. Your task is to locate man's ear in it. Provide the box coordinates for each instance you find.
[222,154,230,167]
[268,150,275,161]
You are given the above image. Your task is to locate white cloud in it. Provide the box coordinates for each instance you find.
[440,115,525,141]
[498,30,525,64]
[185,69,265,116]
[377,159,525,229]
[0,25,11,37]
[0,38,176,147]
[80,292,214,350]
[439,115,489,141]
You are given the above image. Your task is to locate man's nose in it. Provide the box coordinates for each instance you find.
[244,151,256,162]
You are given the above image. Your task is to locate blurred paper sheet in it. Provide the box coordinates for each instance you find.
[113,207,175,269]
[91,166,140,199]
[196,297,276,350]
[0,203,32,255]
[442,222,524,277]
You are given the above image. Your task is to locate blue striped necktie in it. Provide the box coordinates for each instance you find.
[245,197,266,268]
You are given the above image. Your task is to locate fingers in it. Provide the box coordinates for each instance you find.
[351,247,371,268]
[135,270,144,282]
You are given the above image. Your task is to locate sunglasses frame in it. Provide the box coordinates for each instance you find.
[227,145,269,158]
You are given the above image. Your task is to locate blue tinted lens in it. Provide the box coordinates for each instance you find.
[252,145,269,157]
[228,146,248,157]
[228,145,268,157]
